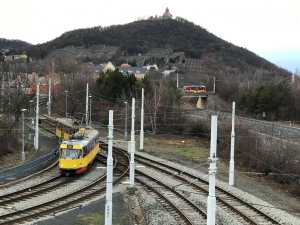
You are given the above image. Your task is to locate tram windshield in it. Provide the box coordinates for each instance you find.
[60,149,81,159]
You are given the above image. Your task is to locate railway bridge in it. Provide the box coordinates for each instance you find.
[182,91,214,109]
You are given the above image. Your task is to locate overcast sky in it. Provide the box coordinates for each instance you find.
[1,0,299,72]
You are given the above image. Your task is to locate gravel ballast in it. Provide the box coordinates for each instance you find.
[0,137,299,224]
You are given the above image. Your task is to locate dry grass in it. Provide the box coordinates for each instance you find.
[0,142,36,170]
[141,134,210,166]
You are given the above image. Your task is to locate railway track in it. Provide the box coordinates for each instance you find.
[136,173,207,224]
[101,142,208,224]
[14,115,282,224]
[0,165,67,206]
[131,150,281,224]
[102,140,280,225]
[0,146,129,224]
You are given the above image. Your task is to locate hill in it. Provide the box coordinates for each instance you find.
[11,18,292,90]
[0,38,32,54]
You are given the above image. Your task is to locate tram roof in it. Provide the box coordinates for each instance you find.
[56,117,82,128]
[61,129,99,146]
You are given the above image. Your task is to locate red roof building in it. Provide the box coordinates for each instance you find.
[120,63,131,67]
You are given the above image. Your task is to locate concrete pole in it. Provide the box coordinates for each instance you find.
[105,110,114,225]
[213,77,216,94]
[207,115,218,225]
[21,109,26,161]
[176,73,179,88]
[8,77,10,126]
[140,88,144,150]
[130,98,135,186]
[89,95,92,126]
[34,84,39,150]
[48,78,51,115]
[85,83,89,127]
[65,91,68,117]
[1,74,4,111]
[124,102,128,139]
[229,102,236,186]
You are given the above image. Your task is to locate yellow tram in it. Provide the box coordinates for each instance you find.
[58,129,100,175]
[56,118,81,141]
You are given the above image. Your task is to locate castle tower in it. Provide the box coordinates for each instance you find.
[163,7,172,19]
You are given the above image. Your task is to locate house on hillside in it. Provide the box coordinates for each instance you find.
[89,62,148,79]
[120,63,131,67]
[88,61,115,75]
[4,53,27,62]
[116,66,148,79]
[143,64,158,70]
[29,75,61,95]
[162,69,175,76]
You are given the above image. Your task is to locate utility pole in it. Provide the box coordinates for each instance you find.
[207,115,218,225]
[89,95,92,126]
[48,77,51,115]
[8,75,10,126]
[21,109,27,161]
[48,54,54,115]
[140,88,144,150]
[130,98,136,186]
[172,72,183,88]
[229,102,235,186]
[105,110,114,225]
[124,101,128,139]
[85,83,89,127]
[65,91,68,117]
[213,77,216,94]
[34,84,39,150]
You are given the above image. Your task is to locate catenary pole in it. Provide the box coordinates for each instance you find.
[89,95,92,126]
[207,115,218,225]
[130,98,135,186]
[48,77,51,115]
[8,76,10,125]
[213,77,216,94]
[229,102,236,185]
[34,84,39,150]
[105,110,114,225]
[85,83,89,127]
[140,88,144,150]
[21,109,26,161]
[65,91,68,117]
[124,102,128,139]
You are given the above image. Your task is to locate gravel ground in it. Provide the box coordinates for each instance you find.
[114,139,300,224]
[1,135,300,224]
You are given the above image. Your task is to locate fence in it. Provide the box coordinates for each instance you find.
[0,144,59,184]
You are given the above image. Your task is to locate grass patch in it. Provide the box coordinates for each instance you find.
[171,147,209,162]
[143,135,210,163]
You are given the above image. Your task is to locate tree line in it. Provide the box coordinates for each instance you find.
[239,81,300,121]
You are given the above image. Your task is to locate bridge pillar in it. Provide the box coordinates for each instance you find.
[197,96,207,109]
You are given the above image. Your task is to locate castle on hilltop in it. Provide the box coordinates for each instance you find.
[162,7,172,19]
[148,7,173,20]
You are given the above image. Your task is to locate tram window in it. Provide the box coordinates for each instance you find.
[70,150,80,159]
[61,149,71,159]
